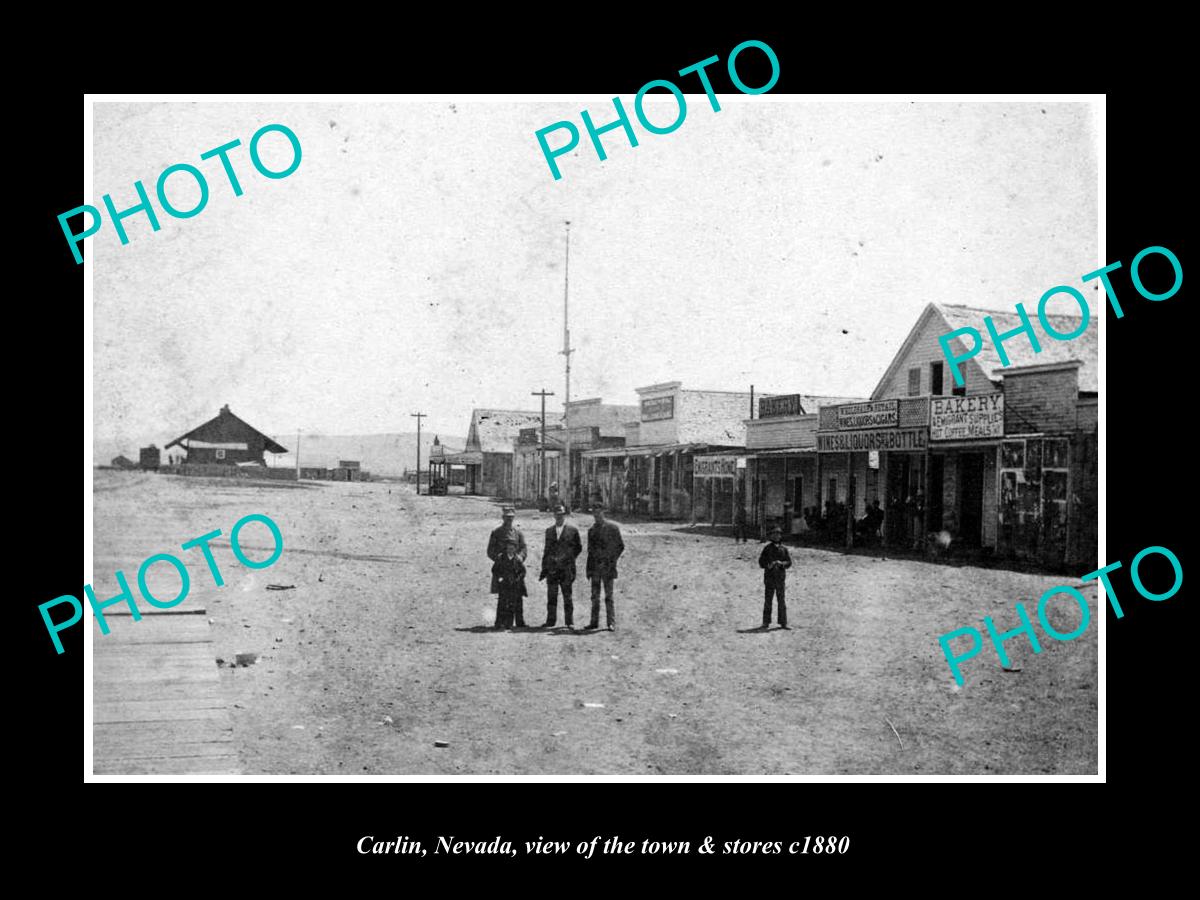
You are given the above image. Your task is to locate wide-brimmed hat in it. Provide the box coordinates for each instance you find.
[769,525,783,536]
[552,504,566,514]
[501,506,516,517]
[591,503,606,512]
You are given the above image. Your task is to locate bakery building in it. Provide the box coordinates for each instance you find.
[814,302,1097,567]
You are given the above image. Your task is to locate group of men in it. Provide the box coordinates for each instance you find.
[484,505,796,632]
[485,504,624,631]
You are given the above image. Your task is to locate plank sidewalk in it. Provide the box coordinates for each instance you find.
[92,607,240,775]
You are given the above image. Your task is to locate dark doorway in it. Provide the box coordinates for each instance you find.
[959,453,985,546]
[928,455,944,530]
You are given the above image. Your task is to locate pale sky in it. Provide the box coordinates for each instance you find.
[92,99,1098,448]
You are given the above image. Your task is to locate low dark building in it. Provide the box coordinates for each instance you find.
[139,444,161,470]
[165,404,288,466]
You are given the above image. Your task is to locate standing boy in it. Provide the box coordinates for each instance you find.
[487,506,527,627]
[492,537,528,630]
[758,525,792,630]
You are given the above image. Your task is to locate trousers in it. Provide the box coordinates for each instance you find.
[495,591,526,628]
[763,582,787,627]
[546,580,574,626]
[589,576,615,627]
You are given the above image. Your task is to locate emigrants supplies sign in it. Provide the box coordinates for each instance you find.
[930,395,1004,440]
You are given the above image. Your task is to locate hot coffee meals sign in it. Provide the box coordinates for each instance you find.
[836,400,898,430]
[930,394,1004,440]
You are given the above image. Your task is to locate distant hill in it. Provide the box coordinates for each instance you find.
[93,433,464,476]
[268,433,464,476]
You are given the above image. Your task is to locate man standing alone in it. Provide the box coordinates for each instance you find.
[758,525,792,630]
[538,504,582,629]
[487,506,528,628]
[585,504,624,632]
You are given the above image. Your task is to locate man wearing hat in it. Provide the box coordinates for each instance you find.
[538,504,583,628]
[585,504,625,631]
[487,506,528,628]
[758,524,792,629]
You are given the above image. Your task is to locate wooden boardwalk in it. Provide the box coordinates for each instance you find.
[93,608,240,775]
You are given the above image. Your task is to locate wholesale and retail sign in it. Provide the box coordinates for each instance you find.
[930,395,1005,440]
[836,401,898,430]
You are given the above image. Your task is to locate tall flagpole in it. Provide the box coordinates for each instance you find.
[560,220,574,509]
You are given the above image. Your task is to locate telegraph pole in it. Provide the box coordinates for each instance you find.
[411,412,425,495]
[295,428,301,480]
[531,388,555,503]
[559,220,574,508]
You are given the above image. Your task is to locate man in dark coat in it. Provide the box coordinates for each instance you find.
[538,504,582,629]
[758,524,792,629]
[487,506,527,627]
[491,537,528,630]
[585,504,624,631]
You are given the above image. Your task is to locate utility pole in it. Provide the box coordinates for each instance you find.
[295,428,301,480]
[560,220,574,509]
[532,388,555,503]
[411,412,425,495]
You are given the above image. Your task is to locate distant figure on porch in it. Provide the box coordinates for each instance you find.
[857,499,884,544]
[908,492,925,549]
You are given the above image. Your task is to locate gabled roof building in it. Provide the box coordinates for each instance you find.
[165,405,287,466]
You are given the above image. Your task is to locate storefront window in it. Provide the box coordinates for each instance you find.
[1026,438,1042,476]
[1001,441,1024,469]
[1045,437,1070,468]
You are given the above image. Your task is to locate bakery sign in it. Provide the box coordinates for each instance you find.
[930,394,1004,440]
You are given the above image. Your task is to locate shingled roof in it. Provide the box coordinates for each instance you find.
[165,405,288,453]
[873,302,1098,397]
[467,409,550,453]
[936,303,1097,392]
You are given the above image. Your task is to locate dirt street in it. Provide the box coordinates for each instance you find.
[92,471,1098,774]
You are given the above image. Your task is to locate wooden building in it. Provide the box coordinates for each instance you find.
[810,302,1097,568]
[165,404,288,466]
[581,382,757,519]
[428,435,466,487]
[738,394,863,534]
[139,444,161,470]
[443,409,543,497]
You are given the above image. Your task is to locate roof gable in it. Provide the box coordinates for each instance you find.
[166,405,288,453]
[934,303,1097,392]
[468,409,548,453]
